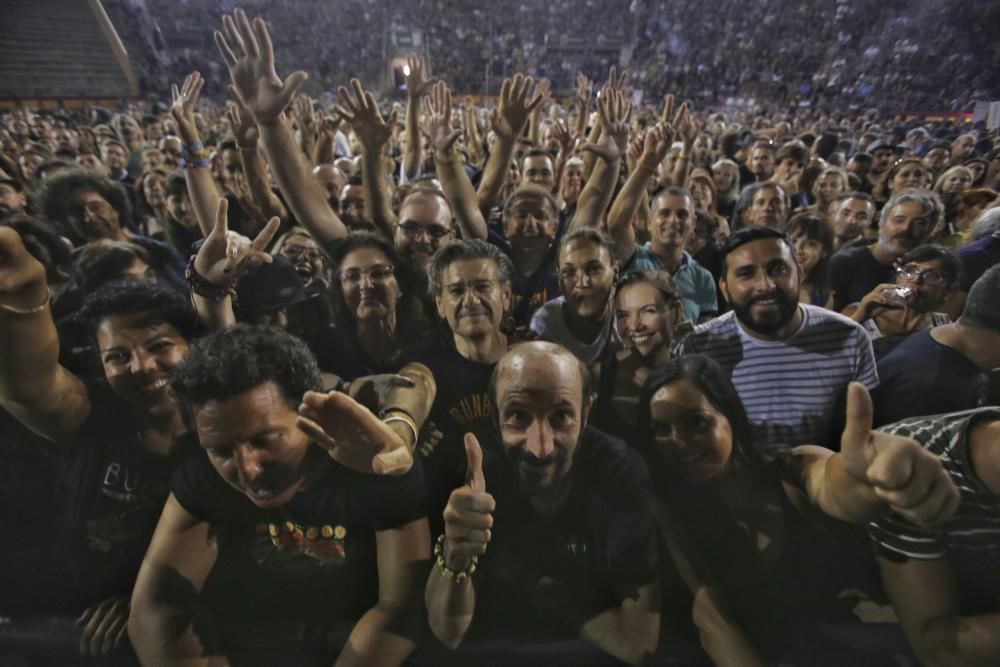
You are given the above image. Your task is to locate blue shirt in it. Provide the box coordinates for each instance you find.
[625,245,718,323]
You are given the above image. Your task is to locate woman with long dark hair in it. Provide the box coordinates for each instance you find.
[635,355,958,666]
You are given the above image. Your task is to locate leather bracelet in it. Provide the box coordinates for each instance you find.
[0,287,50,315]
[185,254,237,302]
[434,534,478,584]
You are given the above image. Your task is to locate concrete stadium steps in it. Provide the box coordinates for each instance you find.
[0,0,131,100]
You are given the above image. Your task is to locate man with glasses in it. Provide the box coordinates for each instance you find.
[874,265,1000,426]
[830,190,940,311]
[393,187,455,270]
[406,240,514,532]
[846,245,961,359]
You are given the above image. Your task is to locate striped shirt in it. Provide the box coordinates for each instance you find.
[680,304,879,454]
[868,408,1000,562]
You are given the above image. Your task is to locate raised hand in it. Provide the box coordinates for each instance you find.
[638,122,676,172]
[170,71,204,145]
[334,78,397,154]
[419,81,462,157]
[292,96,317,135]
[0,226,47,313]
[214,9,307,124]
[550,118,576,157]
[320,113,343,140]
[77,596,129,657]
[838,382,960,527]
[606,65,629,94]
[490,73,544,141]
[404,54,436,99]
[581,86,632,163]
[297,389,414,476]
[441,434,495,572]
[225,94,260,149]
[575,72,593,109]
[676,104,702,149]
[194,198,279,286]
[534,78,552,106]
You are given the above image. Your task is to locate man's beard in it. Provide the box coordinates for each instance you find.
[731,288,799,335]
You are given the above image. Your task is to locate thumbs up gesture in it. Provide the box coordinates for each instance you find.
[839,382,961,527]
[441,433,496,572]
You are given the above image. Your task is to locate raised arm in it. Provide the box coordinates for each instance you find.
[477,74,543,211]
[335,78,398,240]
[569,86,631,231]
[794,383,960,525]
[313,113,342,166]
[0,227,89,444]
[226,96,288,224]
[170,71,219,239]
[527,78,550,145]
[573,73,593,147]
[128,495,224,666]
[215,9,347,251]
[606,119,675,262]
[402,55,435,181]
[426,434,494,648]
[672,104,700,187]
[189,197,280,332]
[420,81,487,240]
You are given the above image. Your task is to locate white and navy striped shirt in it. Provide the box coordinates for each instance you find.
[680,305,879,454]
[868,408,1000,562]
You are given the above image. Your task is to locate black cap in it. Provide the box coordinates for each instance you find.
[235,256,314,315]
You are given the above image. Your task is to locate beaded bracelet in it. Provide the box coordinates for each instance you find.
[185,254,237,302]
[182,141,204,157]
[182,159,211,170]
[434,534,478,584]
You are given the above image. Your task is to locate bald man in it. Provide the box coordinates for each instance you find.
[425,342,661,665]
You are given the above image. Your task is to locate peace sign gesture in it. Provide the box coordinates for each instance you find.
[193,197,280,286]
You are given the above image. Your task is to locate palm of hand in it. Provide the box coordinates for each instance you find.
[231,61,287,122]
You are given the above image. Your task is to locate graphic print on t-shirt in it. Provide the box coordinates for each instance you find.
[86,459,169,553]
[247,520,351,568]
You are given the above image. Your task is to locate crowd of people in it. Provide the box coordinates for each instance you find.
[95,0,999,111]
[2,4,1000,666]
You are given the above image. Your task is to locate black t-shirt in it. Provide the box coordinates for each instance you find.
[828,245,894,311]
[469,428,659,642]
[873,329,985,426]
[406,340,499,533]
[310,321,403,381]
[171,446,426,630]
[54,381,186,609]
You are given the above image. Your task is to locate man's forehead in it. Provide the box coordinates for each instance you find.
[560,238,609,265]
[444,258,500,281]
[730,238,793,264]
[496,351,582,399]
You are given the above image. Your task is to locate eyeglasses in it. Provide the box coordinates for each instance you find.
[897,265,945,286]
[397,221,451,240]
[338,264,395,284]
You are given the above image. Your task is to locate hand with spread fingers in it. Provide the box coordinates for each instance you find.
[297,389,414,476]
[214,8,307,125]
[334,78,397,154]
[419,81,462,158]
[490,73,544,142]
[837,382,961,527]
[637,122,675,173]
[170,71,205,146]
[194,197,280,286]
[77,596,130,658]
[575,72,593,109]
[441,434,495,572]
[580,86,632,163]
[404,54,436,99]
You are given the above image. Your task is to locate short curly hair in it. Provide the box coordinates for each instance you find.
[77,278,204,345]
[36,168,133,242]
[170,324,323,416]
